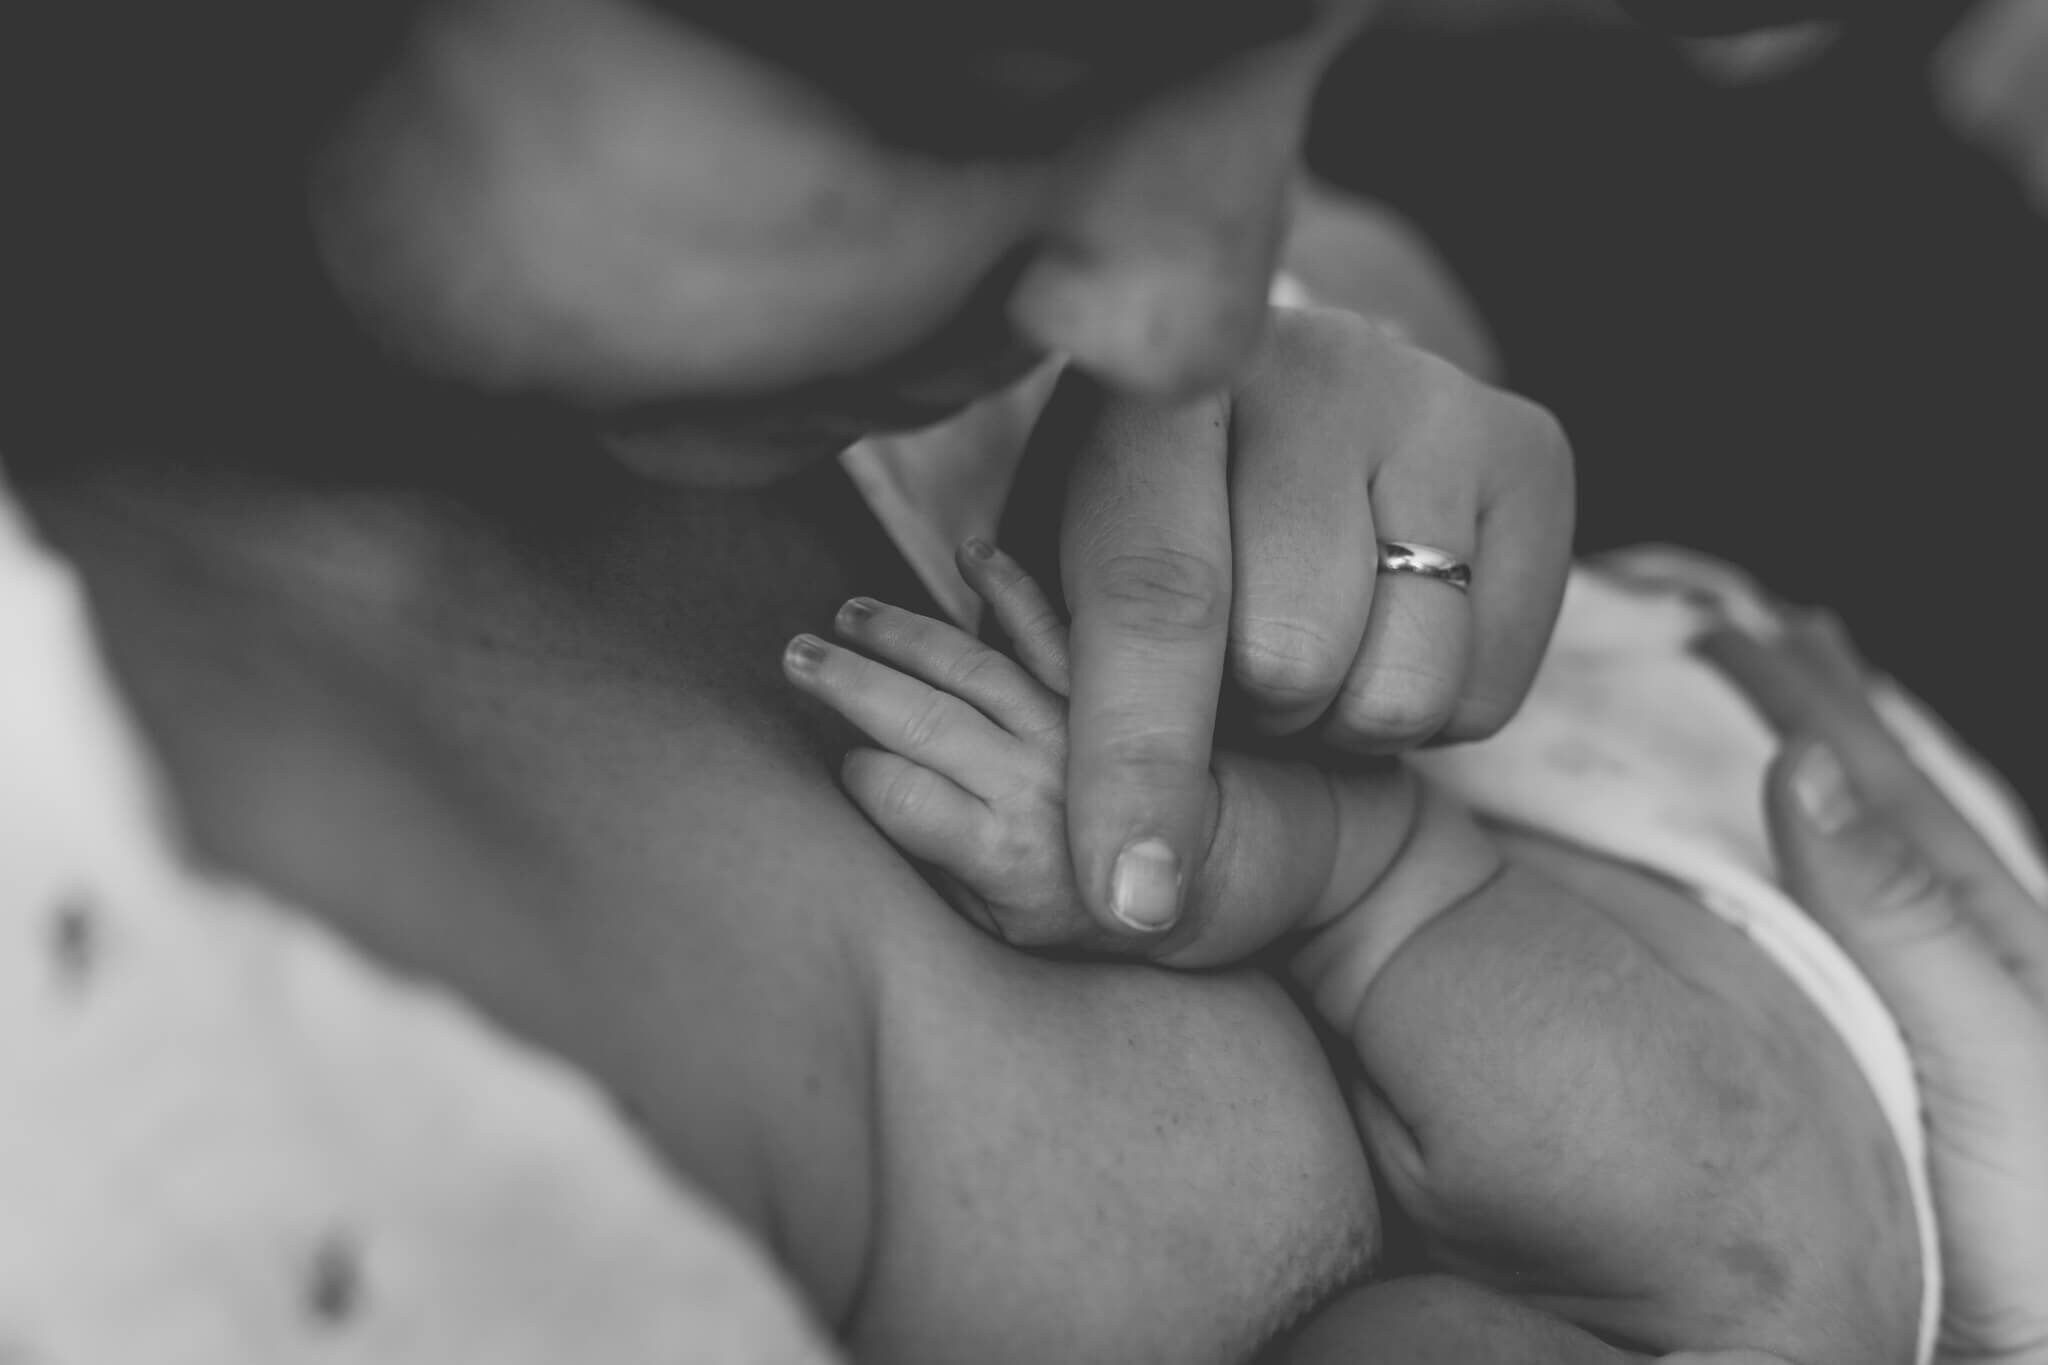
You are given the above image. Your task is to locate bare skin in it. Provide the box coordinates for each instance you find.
[18,459,1377,1365]
[10,0,1898,1359]
[21,449,1923,1362]
[783,551,1921,1364]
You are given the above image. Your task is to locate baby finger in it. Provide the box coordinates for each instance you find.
[957,538,1071,698]
[834,597,1062,739]
[840,748,997,888]
[784,633,1026,802]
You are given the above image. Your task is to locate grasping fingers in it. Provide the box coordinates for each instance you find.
[836,747,999,888]
[792,551,1409,970]
[956,538,1071,698]
[829,596,1063,746]
[783,598,1093,948]
[784,630,1032,804]
[956,539,1432,969]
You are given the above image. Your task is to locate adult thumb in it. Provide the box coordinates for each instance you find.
[1764,737,2034,1077]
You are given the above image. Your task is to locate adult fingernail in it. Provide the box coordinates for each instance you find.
[1791,740,1859,835]
[784,634,827,674]
[1110,838,1182,932]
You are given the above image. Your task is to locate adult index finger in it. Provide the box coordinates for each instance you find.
[1057,382,1233,938]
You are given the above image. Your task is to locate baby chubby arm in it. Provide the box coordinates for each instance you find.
[781,540,1434,968]
[782,548,1919,1365]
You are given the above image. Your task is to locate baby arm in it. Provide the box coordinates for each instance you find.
[785,547,1921,1365]
[781,540,1489,971]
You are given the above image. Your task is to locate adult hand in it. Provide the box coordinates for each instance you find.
[1007,305,1573,939]
[1704,618,2048,1365]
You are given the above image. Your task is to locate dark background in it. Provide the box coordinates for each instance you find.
[1307,5,2048,820]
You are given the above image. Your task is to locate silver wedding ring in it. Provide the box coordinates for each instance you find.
[1376,539,1473,593]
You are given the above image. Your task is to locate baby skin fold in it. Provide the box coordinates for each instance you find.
[783,540,1920,1364]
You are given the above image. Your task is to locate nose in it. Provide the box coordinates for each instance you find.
[1005,53,1312,398]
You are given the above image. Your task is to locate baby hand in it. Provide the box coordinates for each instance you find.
[783,540,1089,948]
[783,542,1422,966]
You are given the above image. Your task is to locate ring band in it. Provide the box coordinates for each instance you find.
[1376,539,1472,593]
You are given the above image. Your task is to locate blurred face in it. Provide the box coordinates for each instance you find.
[1617,0,1853,34]
[310,0,1373,480]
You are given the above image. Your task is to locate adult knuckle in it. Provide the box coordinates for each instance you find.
[1938,865,2012,922]
[1854,829,1958,931]
[1269,304,1387,376]
[1230,619,1349,710]
[1334,670,1456,747]
[1252,308,1422,419]
[1089,546,1230,637]
[1871,881,1963,951]
[1095,723,1212,782]
[1482,387,1573,478]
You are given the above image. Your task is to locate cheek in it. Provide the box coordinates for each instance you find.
[310,0,1049,404]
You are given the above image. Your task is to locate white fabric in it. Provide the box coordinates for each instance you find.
[0,485,839,1362]
[841,358,1063,628]
[1412,551,2048,1365]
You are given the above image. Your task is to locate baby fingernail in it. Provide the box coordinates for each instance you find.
[1791,740,1858,835]
[785,634,828,674]
[1110,838,1182,933]
[961,537,995,561]
[837,598,877,632]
